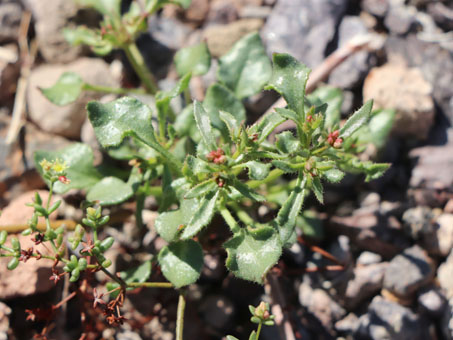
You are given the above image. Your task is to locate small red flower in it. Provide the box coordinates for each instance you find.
[206,148,226,164]
[58,176,71,184]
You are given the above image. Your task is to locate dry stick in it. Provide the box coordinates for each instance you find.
[6,11,35,145]
[266,33,384,136]
[263,34,383,340]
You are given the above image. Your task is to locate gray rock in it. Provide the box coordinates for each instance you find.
[386,35,453,126]
[261,0,347,68]
[357,251,383,266]
[27,58,118,138]
[362,0,389,17]
[329,16,375,89]
[383,245,434,299]
[438,249,453,299]
[299,281,346,332]
[427,2,453,32]
[0,43,19,102]
[199,295,235,330]
[0,302,11,340]
[202,253,225,281]
[356,295,429,340]
[116,330,142,340]
[402,206,434,240]
[0,0,22,43]
[335,312,360,333]
[418,288,446,317]
[442,298,453,340]
[205,0,239,25]
[384,2,417,35]
[22,0,84,62]
[363,62,435,140]
[345,262,388,310]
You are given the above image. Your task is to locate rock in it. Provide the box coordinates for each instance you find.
[357,251,383,266]
[0,44,19,103]
[202,253,225,281]
[362,0,389,17]
[199,295,235,330]
[442,298,453,340]
[438,249,453,299]
[329,16,375,89]
[335,312,360,333]
[183,0,210,23]
[356,295,429,340]
[205,0,239,25]
[418,288,446,317]
[299,281,346,332]
[261,0,347,68]
[363,62,435,140]
[409,128,453,195]
[0,234,56,299]
[239,5,272,19]
[116,330,142,340]
[0,0,22,43]
[385,35,453,126]
[427,2,453,32]
[203,18,263,57]
[0,190,58,226]
[383,245,434,299]
[384,2,417,35]
[0,302,11,340]
[426,214,453,257]
[148,16,193,51]
[27,58,117,138]
[22,0,84,63]
[345,262,388,310]
[402,206,434,240]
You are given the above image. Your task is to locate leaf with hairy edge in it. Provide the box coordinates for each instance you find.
[156,73,192,116]
[265,53,310,118]
[224,226,282,283]
[35,143,102,194]
[193,101,216,151]
[107,260,152,298]
[276,174,307,244]
[218,32,271,99]
[307,86,343,130]
[323,168,344,183]
[340,100,373,139]
[184,180,217,199]
[219,111,240,142]
[181,190,219,239]
[241,161,271,181]
[312,177,324,204]
[158,240,203,288]
[248,112,285,143]
[40,72,84,106]
[272,160,298,173]
[231,178,265,202]
[86,177,133,206]
[275,131,300,154]
[275,107,300,126]
[63,27,112,56]
[174,42,211,77]
[203,83,245,136]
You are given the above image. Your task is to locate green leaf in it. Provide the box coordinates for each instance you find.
[184,180,217,199]
[174,42,211,77]
[218,32,271,99]
[323,168,344,183]
[340,158,390,182]
[265,53,311,117]
[275,131,300,154]
[340,100,373,139]
[34,143,102,194]
[271,160,298,173]
[40,72,84,106]
[307,86,343,130]
[248,112,286,143]
[156,73,192,116]
[231,178,265,202]
[193,101,216,151]
[276,175,307,244]
[184,155,213,174]
[226,336,240,340]
[86,177,133,206]
[203,83,246,136]
[312,177,324,204]
[275,107,300,125]
[181,190,219,239]
[155,198,199,242]
[63,27,112,56]
[107,260,152,298]
[219,111,240,142]
[75,0,121,16]
[355,109,396,149]
[158,240,203,288]
[242,161,271,180]
[224,226,282,283]
[249,331,257,340]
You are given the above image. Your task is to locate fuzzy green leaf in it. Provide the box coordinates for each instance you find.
[218,32,271,99]
[181,190,219,239]
[63,27,112,56]
[355,109,396,149]
[174,42,211,77]
[231,178,265,202]
[271,160,298,173]
[276,175,307,244]
[156,73,192,115]
[275,131,300,154]
[224,226,282,283]
[249,112,286,143]
[219,110,240,142]
[35,143,102,194]
[275,107,300,125]
[323,168,345,183]
[340,100,373,139]
[241,161,271,180]
[265,53,311,117]
[184,180,217,199]
[203,83,246,136]
[193,101,216,151]
[184,155,213,174]
[307,86,343,130]
[158,240,203,288]
[226,336,240,340]
[40,72,84,106]
[86,177,133,206]
[312,177,324,204]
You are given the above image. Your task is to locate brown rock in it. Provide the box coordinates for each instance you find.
[0,44,19,102]
[27,58,118,138]
[363,62,435,139]
[0,234,56,299]
[203,19,263,57]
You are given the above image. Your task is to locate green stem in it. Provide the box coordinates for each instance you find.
[46,182,54,210]
[183,87,191,105]
[219,206,240,233]
[231,205,254,225]
[127,282,173,289]
[83,83,146,96]
[100,265,127,289]
[256,322,263,340]
[176,292,186,340]
[247,169,284,189]
[123,42,158,94]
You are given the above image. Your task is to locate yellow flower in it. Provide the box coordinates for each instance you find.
[51,158,69,173]
[39,159,53,172]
